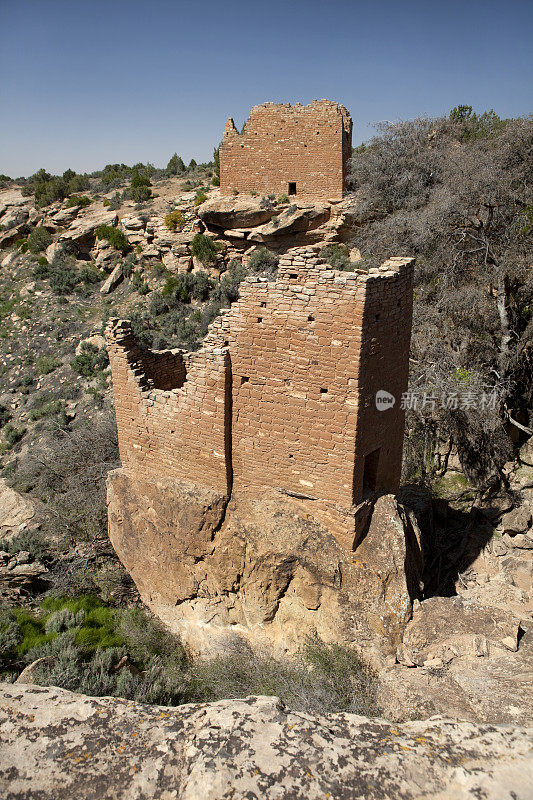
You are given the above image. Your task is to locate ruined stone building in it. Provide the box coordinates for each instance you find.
[106,248,414,553]
[219,100,353,201]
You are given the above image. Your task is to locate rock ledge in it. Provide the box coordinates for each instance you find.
[1,683,532,799]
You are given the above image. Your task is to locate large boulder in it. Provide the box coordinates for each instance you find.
[107,470,422,659]
[0,479,36,539]
[197,197,274,229]
[58,209,118,251]
[1,684,532,800]
[248,204,330,240]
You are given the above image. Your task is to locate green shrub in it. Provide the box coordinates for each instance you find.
[0,595,377,715]
[166,153,186,175]
[65,195,92,208]
[248,247,278,276]
[161,272,213,304]
[70,342,109,378]
[131,270,150,295]
[121,255,135,278]
[164,210,184,232]
[191,636,377,715]
[79,264,102,285]
[38,256,48,266]
[4,529,50,562]
[96,224,129,253]
[36,250,81,294]
[278,193,289,204]
[66,173,90,194]
[212,146,220,186]
[108,193,122,211]
[34,177,67,207]
[36,354,60,375]
[130,170,152,203]
[194,190,208,207]
[191,233,220,265]
[319,243,351,270]
[449,105,508,141]
[3,424,26,447]
[28,399,65,422]
[27,227,52,254]
[103,199,110,207]
[0,405,11,427]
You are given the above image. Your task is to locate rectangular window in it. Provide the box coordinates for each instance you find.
[288,182,297,195]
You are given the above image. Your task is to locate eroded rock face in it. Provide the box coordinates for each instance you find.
[248,203,331,240]
[107,469,422,658]
[0,478,36,539]
[1,684,532,800]
[58,209,118,251]
[380,623,533,726]
[399,595,522,666]
[197,197,274,229]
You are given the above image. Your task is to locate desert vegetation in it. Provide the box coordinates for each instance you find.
[0,595,376,713]
[350,107,533,491]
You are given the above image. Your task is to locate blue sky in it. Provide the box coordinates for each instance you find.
[1,0,532,177]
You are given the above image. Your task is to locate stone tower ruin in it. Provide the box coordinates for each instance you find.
[106,247,414,552]
[219,100,353,201]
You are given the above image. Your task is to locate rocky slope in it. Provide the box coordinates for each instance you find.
[0,173,532,732]
[1,683,532,800]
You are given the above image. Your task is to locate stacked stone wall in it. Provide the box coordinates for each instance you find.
[106,324,230,496]
[106,246,414,550]
[220,100,352,201]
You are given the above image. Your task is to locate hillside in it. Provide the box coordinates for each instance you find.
[0,110,531,731]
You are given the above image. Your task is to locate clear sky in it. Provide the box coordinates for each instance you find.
[1,0,532,177]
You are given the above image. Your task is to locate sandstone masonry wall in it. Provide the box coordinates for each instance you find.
[106,326,231,496]
[220,101,352,201]
[106,247,414,550]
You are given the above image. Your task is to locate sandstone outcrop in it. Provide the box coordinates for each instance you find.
[247,203,331,240]
[1,684,532,800]
[107,470,422,658]
[0,478,36,539]
[58,209,118,251]
[197,196,274,229]
[380,621,533,726]
[0,550,47,594]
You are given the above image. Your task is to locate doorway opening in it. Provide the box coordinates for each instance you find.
[288,182,297,195]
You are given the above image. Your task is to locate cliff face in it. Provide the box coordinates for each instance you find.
[2,683,532,800]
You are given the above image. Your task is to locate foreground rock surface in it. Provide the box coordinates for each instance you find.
[1,684,532,800]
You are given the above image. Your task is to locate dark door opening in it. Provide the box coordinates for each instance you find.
[288,182,297,195]
[362,447,380,495]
